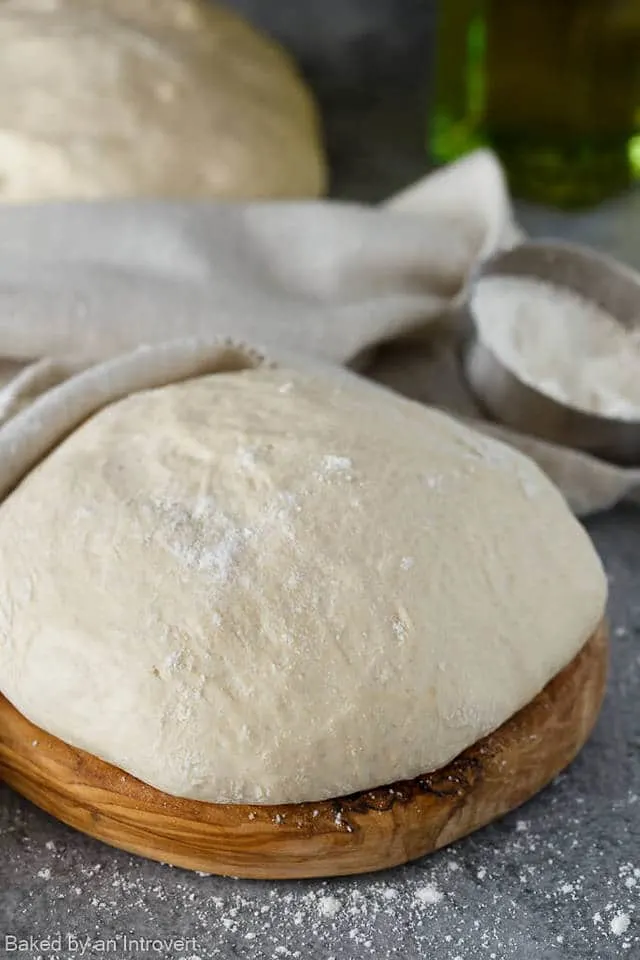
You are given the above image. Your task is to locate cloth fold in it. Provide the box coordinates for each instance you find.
[0,149,638,515]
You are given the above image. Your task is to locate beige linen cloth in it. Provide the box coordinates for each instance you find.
[0,149,638,516]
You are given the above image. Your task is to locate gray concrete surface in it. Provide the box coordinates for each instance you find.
[1,3,639,957]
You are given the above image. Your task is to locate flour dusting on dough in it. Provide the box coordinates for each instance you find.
[144,491,299,584]
[322,455,352,472]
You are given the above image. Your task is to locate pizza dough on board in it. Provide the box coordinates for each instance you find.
[0,364,606,804]
[0,0,325,201]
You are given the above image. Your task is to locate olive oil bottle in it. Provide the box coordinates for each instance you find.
[429,0,640,206]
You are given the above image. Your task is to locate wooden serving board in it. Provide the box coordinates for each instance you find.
[0,622,608,879]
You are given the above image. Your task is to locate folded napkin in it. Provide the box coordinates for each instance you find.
[0,149,638,515]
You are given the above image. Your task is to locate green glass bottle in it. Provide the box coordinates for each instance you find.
[429,0,640,207]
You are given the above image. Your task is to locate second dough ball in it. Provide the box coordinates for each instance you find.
[0,0,326,201]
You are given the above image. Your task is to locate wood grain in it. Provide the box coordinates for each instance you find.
[0,622,608,879]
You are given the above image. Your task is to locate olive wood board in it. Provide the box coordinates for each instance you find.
[0,621,608,879]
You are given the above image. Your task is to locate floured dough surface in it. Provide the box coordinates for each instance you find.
[0,367,606,804]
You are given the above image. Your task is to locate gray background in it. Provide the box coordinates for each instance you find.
[232,0,437,202]
[1,2,639,958]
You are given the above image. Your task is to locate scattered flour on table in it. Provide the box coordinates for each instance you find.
[611,912,631,936]
[413,883,444,905]
[317,895,343,918]
[473,275,640,419]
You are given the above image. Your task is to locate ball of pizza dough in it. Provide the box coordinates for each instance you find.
[0,365,607,804]
[0,0,326,201]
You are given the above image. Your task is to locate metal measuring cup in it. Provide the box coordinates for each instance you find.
[462,240,640,466]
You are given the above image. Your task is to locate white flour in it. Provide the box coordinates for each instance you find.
[473,275,640,420]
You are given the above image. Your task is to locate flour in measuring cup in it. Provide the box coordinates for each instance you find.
[473,275,640,419]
